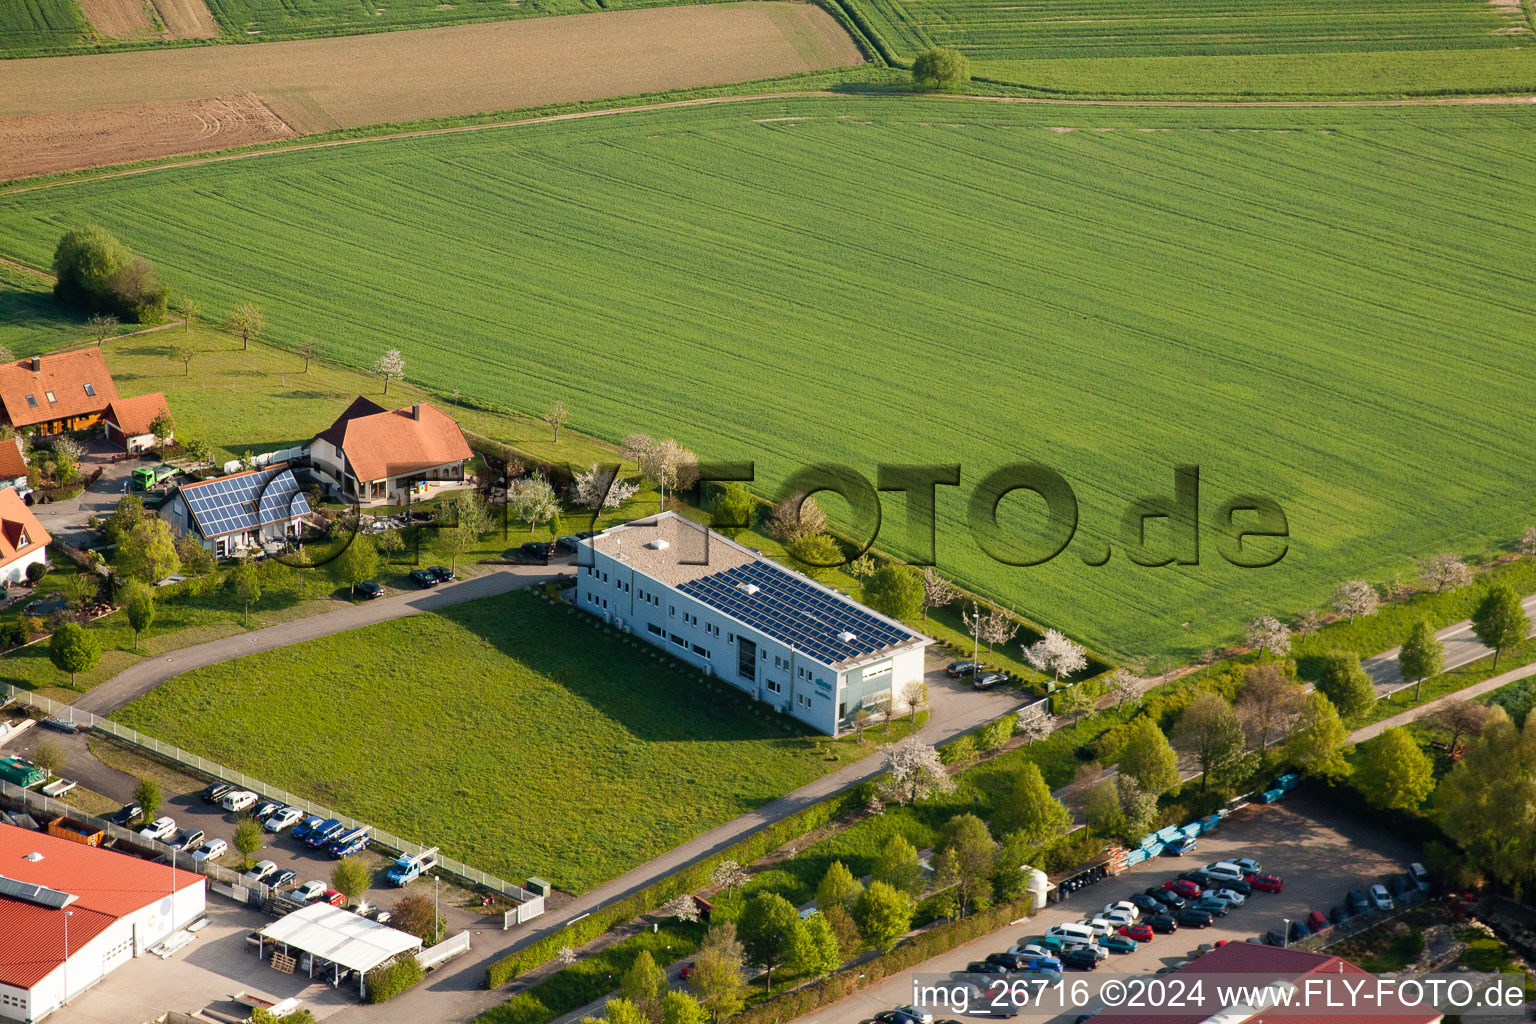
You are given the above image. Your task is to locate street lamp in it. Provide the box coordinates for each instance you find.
[62,910,74,1009]
[1281,918,1289,949]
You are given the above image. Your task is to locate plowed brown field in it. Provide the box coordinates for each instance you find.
[0,2,862,179]
[151,0,220,38]
[77,0,156,36]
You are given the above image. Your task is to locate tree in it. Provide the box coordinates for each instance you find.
[991,830,1033,901]
[688,924,747,1021]
[33,738,64,777]
[116,517,181,583]
[992,761,1070,844]
[1173,693,1252,793]
[88,312,118,346]
[1285,691,1353,781]
[962,603,1018,661]
[1236,662,1303,750]
[1520,527,1536,562]
[333,534,380,593]
[661,991,709,1024]
[233,818,265,868]
[863,565,923,621]
[912,46,970,90]
[226,303,264,350]
[866,834,921,896]
[1118,778,1159,839]
[252,1010,315,1024]
[901,679,928,721]
[1015,711,1050,745]
[371,347,404,392]
[1051,683,1093,723]
[920,568,958,620]
[1025,628,1087,684]
[934,813,995,916]
[710,482,756,537]
[623,434,699,512]
[821,903,861,959]
[391,892,443,944]
[817,861,862,912]
[1104,668,1142,710]
[620,949,668,1022]
[543,401,570,443]
[881,737,953,805]
[845,555,877,581]
[176,534,215,576]
[1245,615,1291,659]
[49,623,100,686]
[232,561,261,627]
[605,999,648,1024]
[764,492,826,543]
[1421,553,1472,594]
[297,338,317,372]
[1084,779,1126,838]
[132,776,161,821]
[1314,651,1376,719]
[850,706,875,742]
[331,856,373,905]
[149,410,175,449]
[787,911,841,980]
[852,881,912,952]
[662,893,701,923]
[737,892,800,992]
[1116,717,1181,794]
[1433,707,1536,892]
[1354,728,1435,812]
[53,226,167,322]
[1398,619,1446,700]
[1424,698,1491,753]
[180,298,198,333]
[1472,583,1528,670]
[1334,580,1379,623]
[174,344,194,376]
[573,465,641,511]
[55,572,99,616]
[122,580,155,652]
[505,473,558,536]
[786,533,842,581]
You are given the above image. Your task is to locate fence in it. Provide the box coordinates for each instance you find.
[1286,888,1431,953]
[3,684,542,909]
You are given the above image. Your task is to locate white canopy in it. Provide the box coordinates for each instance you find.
[258,902,422,974]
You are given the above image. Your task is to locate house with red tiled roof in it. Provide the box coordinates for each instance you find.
[0,822,205,1022]
[306,396,473,504]
[101,391,172,452]
[0,440,26,492]
[0,488,49,585]
[0,350,118,437]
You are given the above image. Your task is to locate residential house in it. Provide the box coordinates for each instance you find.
[101,391,172,452]
[159,464,310,558]
[0,350,118,436]
[0,488,49,584]
[575,512,932,736]
[306,397,473,504]
[0,439,26,492]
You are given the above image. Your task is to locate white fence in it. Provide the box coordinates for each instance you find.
[3,684,542,909]
[417,930,472,970]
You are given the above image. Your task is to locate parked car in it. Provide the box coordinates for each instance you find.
[874,1012,920,1024]
[1166,835,1198,856]
[110,802,143,826]
[1288,920,1310,943]
[269,868,297,889]
[520,542,552,560]
[40,716,79,734]
[1370,885,1394,911]
[354,581,384,600]
[946,661,979,678]
[1176,909,1214,928]
[320,888,346,907]
[1262,930,1285,946]
[1063,941,1108,961]
[304,818,346,848]
[1408,863,1431,891]
[1164,879,1202,899]
[1060,948,1100,971]
[1307,910,1330,933]
[221,790,258,813]
[1388,875,1413,900]
[986,952,1030,970]
[1130,893,1163,914]
[1102,900,1140,921]
[1151,890,1187,910]
[1329,905,1350,925]
[169,828,204,852]
[1023,955,1062,973]
[1119,923,1154,943]
[255,800,283,821]
[965,961,1009,975]
[264,806,305,833]
[1009,943,1052,959]
[973,672,1007,690]
[1099,934,1138,954]
[408,569,439,588]
[291,814,326,840]
[1203,888,1246,907]
[138,816,176,840]
[1147,914,1179,934]
[243,860,277,885]
[1192,899,1231,918]
[896,1006,933,1024]
[428,566,456,583]
[1250,874,1285,893]
[291,880,328,904]
[191,838,228,863]
[1346,889,1371,914]
[1231,857,1263,876]
[202,782,235,804]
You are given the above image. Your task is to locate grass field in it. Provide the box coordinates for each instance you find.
[0,0,89,56]
[111,590,887,892]
[3,97,1536,662]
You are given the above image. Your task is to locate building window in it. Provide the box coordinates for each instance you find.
[691,643,711,659]
[647,623,664,637]
[23,395,35,408]
[670,632,687,648]
[766,679,783,694]
[45,390,56,404]
[669,606,675,617]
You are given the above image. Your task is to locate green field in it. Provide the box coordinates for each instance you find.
[112,590,883,892]
[199,0,701,43]
[0,0,88,55]
[4,97,1536,662]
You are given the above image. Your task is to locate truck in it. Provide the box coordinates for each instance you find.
[303,818,345,848]
[0,756,45,788]
[131,464,180,491]
[326,826,371,858]
[386,847,440,886]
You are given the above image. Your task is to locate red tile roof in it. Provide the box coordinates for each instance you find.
[104,391,171,437]
[0,438,25,481]
[0,350,118,428]
[0,487,49,566]
[318,398,472,484]
[0,822,203,989]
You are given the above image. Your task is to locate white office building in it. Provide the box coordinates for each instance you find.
[576,512,931,735]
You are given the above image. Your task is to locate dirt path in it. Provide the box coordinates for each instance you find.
[0,254,53,280]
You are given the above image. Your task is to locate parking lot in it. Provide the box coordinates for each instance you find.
[793,794,1423,1024]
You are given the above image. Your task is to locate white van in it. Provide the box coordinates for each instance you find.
[222,789,258,813]
[1203,861,1246,883]
[1046,922,1097,945]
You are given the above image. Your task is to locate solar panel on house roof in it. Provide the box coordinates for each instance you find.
[182,467,310,538]
[0,873,76,909]
[677,559,918,666]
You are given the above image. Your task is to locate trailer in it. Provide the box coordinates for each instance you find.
[386,846,440,886]
[0,756,45,788]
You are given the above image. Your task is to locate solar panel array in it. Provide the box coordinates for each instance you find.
[0,873,76,909]
[678,559,918,666]
[183,467,310,538]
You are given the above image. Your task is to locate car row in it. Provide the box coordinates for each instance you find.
[408,565,457,589]
[1262,863,1429,946]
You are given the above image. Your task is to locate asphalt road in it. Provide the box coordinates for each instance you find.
[1362,589,1536,692]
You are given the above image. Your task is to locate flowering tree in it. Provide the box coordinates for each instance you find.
[920,568,959,620]
[1334,580,1379,623]
[962,603,1018,661]
[571,464,641,511]
[765,493,826,542]
[622,433,698,512]
[1520,527,1536,562]
[372,348,404,393]
[1104,668,1142,710]
[1025,628,1087,684]
[1245,615,1291,659]
[1421,554,1472,594]
[711,859,749,894]
[881,737,954,805]
[507,472,560,533]
[555,946,578,966]
[662,893,701,923]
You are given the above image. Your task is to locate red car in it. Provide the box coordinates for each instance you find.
[1307,910,1330,933]
[1250,874,1284,893]
[321,888,346,907]
[1164,879,1202,898]
[1119,923,1154,942]
[678,963,695,981]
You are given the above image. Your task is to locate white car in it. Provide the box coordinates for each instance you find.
[1202,888,1246,907]
[1062,941,1109,961]
[191,838,228,863]
[264,806,304,833]
[138,816,176,841]
[1102,909,1136,928]
[1230,857,1262,876]
[242,860,277,885]
[221,790,258,813]
[1370,885,1394,911]
[897,1007,933,1024]
[1407,863,1430,891]
[1103,900,1140,921]
[291,880,328,904]
[1081,917,1115,937]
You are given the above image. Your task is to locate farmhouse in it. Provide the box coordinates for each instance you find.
[0,351,118,436]
[576,512,931,736]
[0,488,50,584]
[160,464,310,558]
[0,822,206,1023]
[307,397,473,504]
[101,391,172,452]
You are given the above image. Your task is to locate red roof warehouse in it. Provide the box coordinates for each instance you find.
[0,823,205,1022]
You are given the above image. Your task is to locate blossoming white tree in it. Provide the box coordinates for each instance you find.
[1334,579,1379,623]
[881,737,954,805]
[1025,628,1087,684]
[1245,614,1291,659]
[571,464,641,510]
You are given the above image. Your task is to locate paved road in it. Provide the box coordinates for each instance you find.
[1350,658,1536,744]
[1361,590,1536,692]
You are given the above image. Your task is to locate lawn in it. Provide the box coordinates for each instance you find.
[110,589,885,892]
[3,98,1536,662]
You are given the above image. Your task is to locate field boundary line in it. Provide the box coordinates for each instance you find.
[4,89,1536,199]
[0,254,54,281]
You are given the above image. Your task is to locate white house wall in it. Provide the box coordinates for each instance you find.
[0,546,46,586]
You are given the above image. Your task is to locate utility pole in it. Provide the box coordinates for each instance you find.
[62,910,74,1008]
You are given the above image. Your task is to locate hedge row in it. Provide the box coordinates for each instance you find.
[365,956,424,1003]
[484,788,865,988]
[729,896,1035,1024]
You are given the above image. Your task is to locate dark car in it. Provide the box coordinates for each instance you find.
[1345,889,1370,913]
[1329,905,1349,924]
[1148,914,1179,934]
[408,569,439,588]
[555,536,583,556]
[1288,920,1310,943]
[269,868,297,889]
[1130,893,1164,914]
[874,1012,921,1024]
[110,802,143,826]
[520,542,552,561]
[973,672,1007,690]
[987,952,1029,970]
[1059,948,1100,971]
[40,716,79,734]
[1262,930,1286,947]
[1192,899,1231,918]
[1388,875,1412,900]
[966,961,1009,975]
[1151,891,1187,910]
[428,566,455,583]
[170,828,204,852]
[946,661,979,678]
[1220,878,1253,897]
[1177,909,1214,929]
[202,782,235,804]
[354,581,384,600]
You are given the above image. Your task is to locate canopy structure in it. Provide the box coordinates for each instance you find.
[257,903,421,997]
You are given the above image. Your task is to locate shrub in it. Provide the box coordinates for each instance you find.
[51,226,169,323]
[25,562,45,585]
[364,956,424,1003]
[911,47,970,91]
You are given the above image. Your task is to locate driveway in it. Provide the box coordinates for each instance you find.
[29,436,142,548]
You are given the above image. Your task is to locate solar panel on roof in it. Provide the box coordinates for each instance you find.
[182,467,310,538]
[0,873,76,909]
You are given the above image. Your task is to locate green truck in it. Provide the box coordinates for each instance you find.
[0,755,46,788]
[131,464,180,491]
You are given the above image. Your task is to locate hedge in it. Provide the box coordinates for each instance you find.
[365,956,424,1003]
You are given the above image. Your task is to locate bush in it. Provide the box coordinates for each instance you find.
[480,994,553,1024]
[364,956,424,1003]
[51,226,168,323]
[911,47,970,91]
[25,562,45,585]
